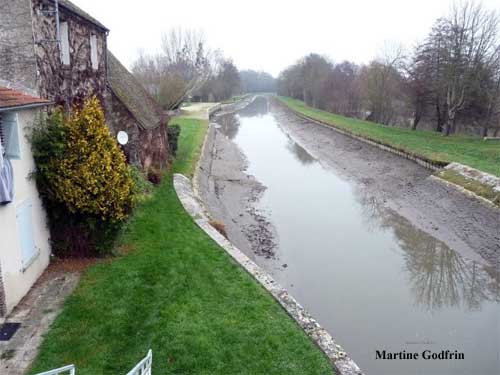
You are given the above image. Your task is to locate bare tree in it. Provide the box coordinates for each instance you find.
[277,1,500,136]
[436,2,500,135]
[363,42,408,124]
[132,28,211,110]
[132,28,241,107]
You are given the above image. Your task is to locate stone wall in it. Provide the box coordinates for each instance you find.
[139,121,169,170]
[31,0,108,107]
[0,0,39,95]
[105,89,169,170]
[104,89,142,166]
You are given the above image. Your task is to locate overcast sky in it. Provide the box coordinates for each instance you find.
[72,0,500,77]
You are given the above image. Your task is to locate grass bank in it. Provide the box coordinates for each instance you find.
[29,116,333,374]
[437,169,500,207]
[278,96,500,177]
[220,94,251,104]
[170,116,208,176]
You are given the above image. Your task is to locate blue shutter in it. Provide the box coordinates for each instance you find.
[2,112,21,159]
[16,199,37,270]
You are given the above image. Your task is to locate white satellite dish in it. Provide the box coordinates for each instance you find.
[117,131,129,145]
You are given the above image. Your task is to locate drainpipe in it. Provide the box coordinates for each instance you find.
[54,0,62,62]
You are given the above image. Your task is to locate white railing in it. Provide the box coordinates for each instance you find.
[35,350,152,375]
[126,349,153,375]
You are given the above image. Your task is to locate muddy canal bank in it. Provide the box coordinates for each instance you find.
[196,96,500,374]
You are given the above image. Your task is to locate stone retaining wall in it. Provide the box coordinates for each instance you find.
[444,163,500,193]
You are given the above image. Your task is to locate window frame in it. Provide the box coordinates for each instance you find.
[90,33,99,70]
[0,111,22,160]
[60,21,70,66]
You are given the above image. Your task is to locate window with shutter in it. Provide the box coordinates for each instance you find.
[16,199,38,270]
[90,34,98,70]
[0,112,21,159]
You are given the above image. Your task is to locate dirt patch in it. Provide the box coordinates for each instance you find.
[196,120,278,262]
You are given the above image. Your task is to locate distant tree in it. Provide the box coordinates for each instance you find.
[362,43,408,125]
[132,28,211,110]
[212,59,241,101]
[417,2,500,135]
[406,43,436,130]
[277,1,500,136]
[240,70,276,93]
[326,61,363,117]
[133,30,242,105]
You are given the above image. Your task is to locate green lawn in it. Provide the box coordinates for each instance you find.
[29,116,333,375]
[170,116,209,176]
[279,97,500,177]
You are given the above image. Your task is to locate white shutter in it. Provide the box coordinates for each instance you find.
[60,22,70,65]
[90,34,98,70]
[16,199,38,270]
[1,112,21,159]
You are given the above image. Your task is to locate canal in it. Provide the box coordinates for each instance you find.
[211,96,500,375]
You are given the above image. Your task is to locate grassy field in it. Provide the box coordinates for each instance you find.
[278,97,500,177]
[29,116,333,375]
[170,116,209,177]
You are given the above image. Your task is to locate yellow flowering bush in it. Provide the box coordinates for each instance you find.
[49,97,134,221]
[31,97,135,256]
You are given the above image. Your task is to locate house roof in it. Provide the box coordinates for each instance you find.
[0,86,51,112]
[107,51,164,130]
[59,0,109,31]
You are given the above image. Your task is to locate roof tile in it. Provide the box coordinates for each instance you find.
[107,51,164,130]
[0,86,50,110]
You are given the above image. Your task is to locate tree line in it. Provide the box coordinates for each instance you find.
[132,29,280,109]
[240,70,276,93]
[277,2,500,136]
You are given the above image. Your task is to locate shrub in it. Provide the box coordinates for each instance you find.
[129,165,153,201]
[31,97,135,256]
[167,123,181,157]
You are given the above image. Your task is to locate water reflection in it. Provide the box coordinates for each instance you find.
[218,113,240,140]
[286,137,316,165]
[218,97,500,374]
[238,96,269,117]
[356,192,500,311]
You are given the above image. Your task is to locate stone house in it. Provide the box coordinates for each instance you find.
[0,0,170,316]
[0,86,52,317]
[0,0,169,169]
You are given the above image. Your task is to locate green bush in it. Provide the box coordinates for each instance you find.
[31,97,135,257]
[129,165,153,202]
[167,123,181,157]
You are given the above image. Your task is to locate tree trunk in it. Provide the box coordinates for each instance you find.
[443,111,456,136]
[436,100,444,132]
[481,127,488,137]
[412,107,422,130]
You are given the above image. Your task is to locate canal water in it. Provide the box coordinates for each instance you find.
[217,97,500,375]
